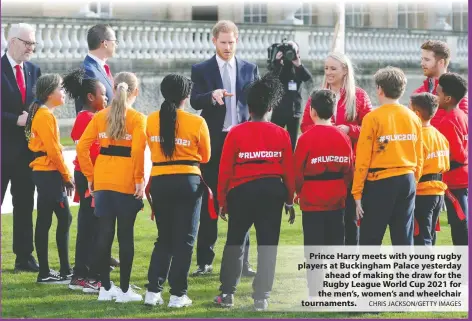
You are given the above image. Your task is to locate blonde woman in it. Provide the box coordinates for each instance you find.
[77,72,147,303]
[300,52,372,246]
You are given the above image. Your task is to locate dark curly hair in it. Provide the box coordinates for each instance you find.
[246,73,284,118]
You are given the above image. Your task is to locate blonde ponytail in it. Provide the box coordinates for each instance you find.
[106,72,138,140]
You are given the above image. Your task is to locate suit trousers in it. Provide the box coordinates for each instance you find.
[197,131,251,267]
[1,156,35,262]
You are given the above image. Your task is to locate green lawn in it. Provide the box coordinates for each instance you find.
[60,136,75,147]
[1,205,467,319]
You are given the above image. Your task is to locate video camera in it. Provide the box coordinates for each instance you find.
[267,38,297,70]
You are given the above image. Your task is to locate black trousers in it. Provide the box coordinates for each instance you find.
[360,173,416,246]
[444,188,468,245]
[90,190,142,292]
[1,157,35,262]
[73,170,99,278]
[219,178,286,300]
[414,195,443,246]
[147,174,202,296]
[270,112,300,152]
[197,131,251,267]
[32,171,72,276]
[303,209,345,296]
[344,188,359,245]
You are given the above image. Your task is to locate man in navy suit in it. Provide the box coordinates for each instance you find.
[75,24,117,114]
[1,23,41,272]
[190,20,259,277]
[74,24,120,269]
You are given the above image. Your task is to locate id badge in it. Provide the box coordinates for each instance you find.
[288,80,297,91]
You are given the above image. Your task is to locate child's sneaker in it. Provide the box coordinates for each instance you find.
[168,295,192,308]
[97,282,119,301]
[144,291,164,306]
[83,279,101,294]
[254,299,269,311]
[37,270,69,284]
[68,276,86,290]
[115,287,143,303]
[60,268,74,278]
[214,293,234,307]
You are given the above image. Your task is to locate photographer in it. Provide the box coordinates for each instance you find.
[268,40,312,151]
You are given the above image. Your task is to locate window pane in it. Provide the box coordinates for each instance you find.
[346,15,353,27]
[398,14,406,28]
[304,16,310,25]
[417,13,425,29]
[408,13,416,28]
[244,5,250,15]
[462,13,468,31]
[261,16,267,23]
[244,16,250,23]
[253,15,260,23]
[253,5,260,15]
[364,14,370,27]
[261,4,267,14]
[407,4,417,11]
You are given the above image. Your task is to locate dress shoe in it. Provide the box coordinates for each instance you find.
[110,257,120,267]
[242,264,256,277]
[15,255,39,273]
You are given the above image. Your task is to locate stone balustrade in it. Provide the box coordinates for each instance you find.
[1,17,468,67]
[1,16,468,124]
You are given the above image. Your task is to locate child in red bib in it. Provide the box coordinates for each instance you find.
[63,68,107,292]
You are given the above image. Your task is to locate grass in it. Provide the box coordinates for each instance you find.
[60,136,75,147]
[1,205,467,319]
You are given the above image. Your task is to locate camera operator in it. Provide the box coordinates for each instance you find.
[268,41,312,151]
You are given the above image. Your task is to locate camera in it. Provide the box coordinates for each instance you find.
[267,38,297,69]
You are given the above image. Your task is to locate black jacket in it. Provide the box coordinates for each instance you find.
[270,61,312,118]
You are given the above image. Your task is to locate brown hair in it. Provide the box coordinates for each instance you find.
[374,66,407,100]
[212,20,239,38]
[106,72,138,140]
[421,40,451,67]
[25,74,62,142]
[410,93,438,121]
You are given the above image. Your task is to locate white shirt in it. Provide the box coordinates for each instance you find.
[87,52,108,75]
[215,54,237,131]
[6,52,25,87]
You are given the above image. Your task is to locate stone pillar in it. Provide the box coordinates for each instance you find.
[331,2,345,53]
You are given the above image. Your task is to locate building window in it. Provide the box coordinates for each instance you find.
[192,5,218,21]
[345,3,370,27]
[294,3,319,25]
[397,4,425,29]
[452,3,468,31]
[243,3,268,23]
[89,2,112,18]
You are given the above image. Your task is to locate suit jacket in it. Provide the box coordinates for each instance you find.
[75,55,113,114]
[1,54,41,164]
[190,55,259,153]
